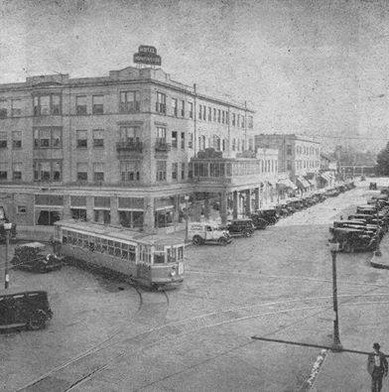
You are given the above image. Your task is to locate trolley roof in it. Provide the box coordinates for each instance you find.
[54,220,185,247]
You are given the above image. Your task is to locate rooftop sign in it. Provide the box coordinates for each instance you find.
[133,45,161,66]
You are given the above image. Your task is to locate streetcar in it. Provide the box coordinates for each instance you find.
[53,220,185,290]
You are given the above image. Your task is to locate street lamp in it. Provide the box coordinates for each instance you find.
[184,195,190,243]
[329,240,343,352]
[4,222,12,290]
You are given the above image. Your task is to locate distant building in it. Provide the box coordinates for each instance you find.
[254,134,321,193]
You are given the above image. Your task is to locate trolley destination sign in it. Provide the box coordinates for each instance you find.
[133,45,162,66]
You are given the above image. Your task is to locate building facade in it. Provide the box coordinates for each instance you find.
[0,63,267,231]
[254,134,321,193]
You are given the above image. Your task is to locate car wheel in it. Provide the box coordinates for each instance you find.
[243,230,252,237]
[28,309,47,330]
[192,235,204,245]
[218,237,228,246]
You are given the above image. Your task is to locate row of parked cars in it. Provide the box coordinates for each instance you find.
[250,182,357,227]
[189,182,356,246]
[329,185,389,253]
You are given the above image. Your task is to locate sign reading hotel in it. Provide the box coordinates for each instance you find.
[133,45,162,66]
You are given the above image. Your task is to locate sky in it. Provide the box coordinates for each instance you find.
[1,0,389,152]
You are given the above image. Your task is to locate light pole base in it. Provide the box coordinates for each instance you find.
[331,341,343,352]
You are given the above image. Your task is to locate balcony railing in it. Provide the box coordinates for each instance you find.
[116,141,143,153]
[119,102,140,113]
[155,139,170,152]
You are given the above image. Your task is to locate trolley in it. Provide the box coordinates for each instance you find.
[53,220,185,290]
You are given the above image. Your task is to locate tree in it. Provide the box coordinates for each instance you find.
[376,142,389,176]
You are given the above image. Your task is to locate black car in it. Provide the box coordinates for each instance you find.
[227,219,255,237]
[256,209,279,225]
[250,214,269,229]
[0,290,52,330]
[11,242,63,273]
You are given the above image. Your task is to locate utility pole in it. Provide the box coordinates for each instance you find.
[4,222,12,289]
[329,241,343,352]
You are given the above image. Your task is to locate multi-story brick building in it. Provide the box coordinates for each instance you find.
[0,61,271,231]
[254,134,321,193]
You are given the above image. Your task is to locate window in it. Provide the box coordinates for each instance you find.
[156,126,166,141]
[17,206,26,214]
[287,145,292,155]
[226,111,229,125]
[34,127,62,148]
[76,130,88,148]
[218,109,221,123]
[93,162,105,182]
[77,162,88,181]
[180,100,185,117]
[202,105,206,120]
[13,162,22,180]
[172,163,178,180]
[120,91,140,113]
[93,129,104,148]
[11,99,22,116]
[92,95,104,114]
[208,107,212,121]
[222,139,226,151]
[156,161,166,181]
[287,160,292,170]
[199,105,202,120]
[213,108,217,122]
[0,99,7,118]
[172,98,178,117]
[232,113,236,126]
[248,115,253,128]
[0,131,7,148]
[120,161,140,182]
[181,163,185,179]
[188,102,193,118]
[181,132,185,149]
[12,131,22,149]
[76,96,87,115]
[232,138,236,151]
[171,131,177,148]
[156,92,166,114]
[0,162,7,180]
[120,126,140,142]
[188,133,193,148]
[222,111,225,124]
[33,94,61,116]
[241,115,245,128]
[33,160,62,182]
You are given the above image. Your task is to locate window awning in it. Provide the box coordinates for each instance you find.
[296,176,310,189]
[277,179,298,190]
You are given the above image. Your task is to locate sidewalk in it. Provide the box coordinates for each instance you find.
[311,235,389,391]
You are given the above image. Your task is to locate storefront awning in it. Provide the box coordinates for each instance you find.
[296,176,310,189]
[277,179,298,190]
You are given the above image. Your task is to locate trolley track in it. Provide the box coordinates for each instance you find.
[17,288,389,392]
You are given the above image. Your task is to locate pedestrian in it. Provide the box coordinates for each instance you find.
[368,343,388,392]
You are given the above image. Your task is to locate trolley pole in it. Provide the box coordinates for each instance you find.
[184,195,190,243]
[4,222,12,290]
[330,243,343,352]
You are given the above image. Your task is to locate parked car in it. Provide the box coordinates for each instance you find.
[0,290,52,330]
[188,222,232,245]
[11,242,63,273]
[369,182,378,190]
[226,219,255,237]
[255,208,279,225]
[330,227,377,253]
[250,214,269,229]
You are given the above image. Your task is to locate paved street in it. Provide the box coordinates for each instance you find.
[1,180,389,391]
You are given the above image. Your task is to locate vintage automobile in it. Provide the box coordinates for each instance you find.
[369,182,378,190]
[226,219,255,237]
[249,214,269,230]
[0,290,52,330]
[254,209,279,225]
[11,242,63,273]
[188,222,232,245]
[330,227,377,253]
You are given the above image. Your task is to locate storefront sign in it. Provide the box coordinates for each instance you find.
[133,45,162,66]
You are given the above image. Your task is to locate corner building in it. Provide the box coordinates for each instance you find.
[0,65,258,232]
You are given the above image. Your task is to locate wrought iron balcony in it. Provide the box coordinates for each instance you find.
[116,140,143,153]
[155,139,170,153]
